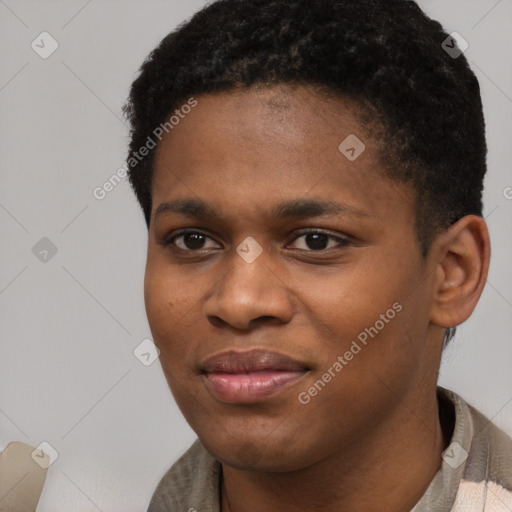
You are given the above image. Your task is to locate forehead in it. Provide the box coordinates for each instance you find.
[150,84,413,224]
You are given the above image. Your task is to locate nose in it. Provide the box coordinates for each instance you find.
[202,244,294,331]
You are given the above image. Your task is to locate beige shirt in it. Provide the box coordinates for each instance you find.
[147,387,512,511]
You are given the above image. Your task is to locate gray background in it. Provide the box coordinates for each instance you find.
[0,0,510,510]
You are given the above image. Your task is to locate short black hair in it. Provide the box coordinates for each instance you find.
[123,0,487,345]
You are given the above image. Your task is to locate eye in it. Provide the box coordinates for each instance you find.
[288,230,352,251]
[161,229,352,253]
[162,230,220,251]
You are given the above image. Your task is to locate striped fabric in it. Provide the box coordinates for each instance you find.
[147,387,512,511]
[411,388,512,512]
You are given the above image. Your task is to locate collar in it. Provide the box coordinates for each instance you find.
[147,386,512,511]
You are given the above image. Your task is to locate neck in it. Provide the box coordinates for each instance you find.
[221,387,449,512]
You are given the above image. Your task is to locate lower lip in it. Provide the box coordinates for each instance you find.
[204,371,307,404]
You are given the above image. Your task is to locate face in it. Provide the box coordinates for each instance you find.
[145,85,440,472]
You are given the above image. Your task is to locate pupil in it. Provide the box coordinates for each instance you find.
[185,233,205,250]
[306,233,328,250]
[182,233,329,250]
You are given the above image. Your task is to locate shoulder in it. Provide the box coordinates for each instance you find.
[441,387,512,511]
[467,400,512,489]
[146,439,221,512]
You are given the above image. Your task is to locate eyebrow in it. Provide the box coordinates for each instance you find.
[153,198,370,222]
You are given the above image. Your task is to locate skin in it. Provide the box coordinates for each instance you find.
[144,84,490,512]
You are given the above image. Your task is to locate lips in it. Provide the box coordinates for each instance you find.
[201,349,309,404]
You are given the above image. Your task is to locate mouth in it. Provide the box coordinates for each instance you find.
[200,349,310,404]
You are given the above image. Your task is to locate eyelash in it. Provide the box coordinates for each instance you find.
[161,229,352,253]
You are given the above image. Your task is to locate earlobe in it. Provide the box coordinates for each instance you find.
[430,215,490,330]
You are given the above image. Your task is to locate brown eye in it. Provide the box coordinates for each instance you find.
[181,232,208,250]
[163,230,220,251]
[303,233,330,250]
[289,230,351,251]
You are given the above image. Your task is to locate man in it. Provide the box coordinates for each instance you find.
[123,1,512,510]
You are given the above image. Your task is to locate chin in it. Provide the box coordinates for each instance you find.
[198,428,316,473]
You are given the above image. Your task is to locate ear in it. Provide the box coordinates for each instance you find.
[429,215,490,330]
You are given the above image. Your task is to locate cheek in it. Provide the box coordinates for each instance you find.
[144,261,192,346]
[144,268,171,339]
[303,257,425,376]
[143,259,213,385]
[298,263,403,341]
